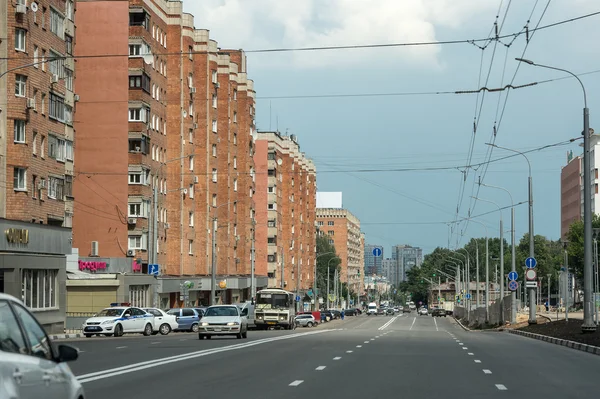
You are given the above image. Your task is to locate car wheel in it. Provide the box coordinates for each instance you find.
[143,323,153,336]
[206,335,212,339]
[85,334,92,338]
[114,324,124,337]
[237,331,243,339]
[159,323,171,335]
[191,323,199,333]
[307,321,314,327]
[198,334,205,340]
[242,327,248,339]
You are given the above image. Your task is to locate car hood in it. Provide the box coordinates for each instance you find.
[85,316,121,323]
[202,316,241,324]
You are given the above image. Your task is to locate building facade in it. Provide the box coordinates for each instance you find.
[1,0,76,332]
[73,0,259,309]
[392,244,423,282]
[316,207,362,299]
[254,132,317,296]
[560,150,581,240]
[364,244,383,276]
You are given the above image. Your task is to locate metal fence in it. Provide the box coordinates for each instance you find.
[454,295,513,327]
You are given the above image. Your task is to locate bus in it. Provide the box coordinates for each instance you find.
[254,288,296,330]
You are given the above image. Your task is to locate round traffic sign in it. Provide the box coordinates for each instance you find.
[508,271,518,281]
[372,247,382,257]
[508,280,519,291]
[526,269,537,281]
[525,257,537,269]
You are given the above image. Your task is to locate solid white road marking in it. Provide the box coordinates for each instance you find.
[483,370,492,374]
[316,366,326,371]
[151,342,160,345]
[333,357,342,360]
[289,380,304,386]
[409,317,416,330]
[434,317,438,331]
[474,360,481,363]
[496,384,507,390]
[116,346,127,349]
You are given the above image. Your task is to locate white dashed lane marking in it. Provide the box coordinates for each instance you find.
[289,380,304,387]
[315,366,326,371]
[483,370,492,374]
[496,384,507,390]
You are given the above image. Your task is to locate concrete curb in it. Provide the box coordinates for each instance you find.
[50,333,84,340]
[453,317,471,332]
[507,329,600,356]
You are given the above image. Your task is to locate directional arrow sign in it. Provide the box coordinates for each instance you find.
[508,280,519,291]
[526,269,537,281]
[508,271,518,281]
[525,257,537,269]
[372,247,382,257]
[466,293,472,299]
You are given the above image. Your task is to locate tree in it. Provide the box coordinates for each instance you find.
[565,214,600,281]
[315,235,340,298]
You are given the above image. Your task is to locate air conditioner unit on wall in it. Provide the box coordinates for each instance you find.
[51,74,59,84]
[194,176,199,184]
[91,241,99,257]
[128,218,137,225]
[26,98,35,109]
[190,87,196,94]
[16,4,26,14]
[126,249,135,257]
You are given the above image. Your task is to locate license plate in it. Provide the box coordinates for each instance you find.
[213,328,221,332]
[87,327,100,331]
[267,321,276,325]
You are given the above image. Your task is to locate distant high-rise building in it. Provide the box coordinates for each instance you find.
[381,258,399,286]
[364,244,384,275]
[393,245,423,282]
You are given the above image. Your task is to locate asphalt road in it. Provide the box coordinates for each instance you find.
[62,313,600,399]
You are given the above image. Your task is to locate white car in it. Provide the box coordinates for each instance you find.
[418,308,428,316]
[82,304,154,337]
[0,293,85,399]
[198,305,248,340]
[142,307,179,335]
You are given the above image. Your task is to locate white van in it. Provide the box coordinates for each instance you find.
[366,302,378,316]
[234,301,256,329]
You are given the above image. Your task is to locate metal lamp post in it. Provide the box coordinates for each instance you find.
[516,57,594,332]
[463,218,490,314]
[481,183,517,324]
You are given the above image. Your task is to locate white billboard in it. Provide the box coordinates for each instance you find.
[317,192,342,208]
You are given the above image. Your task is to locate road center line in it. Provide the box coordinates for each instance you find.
[356,345,362,348]
[116,346,127,349]
[474,360,481,363]
[315,366,326,371]
[346,350,353,353]
[463,347,468,350]
[468,353,474,356]
[289,380,304,386]
[496,384,507,390]
[409,317,416,331]
[483,369,492,374]
[364,341,370,344]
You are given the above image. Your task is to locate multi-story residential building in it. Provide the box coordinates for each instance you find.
[392,244,423,282]
[381,258,400,286]
[0,0,76,332]
[364,244,384,275]
[561,150,581,240]
[73,0,258,309]
[254,132,317,297]
[316,207,362,300]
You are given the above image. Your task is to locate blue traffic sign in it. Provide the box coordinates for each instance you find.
[148,264,159,276]
[508,280,519,291]
[508,271,518,281]
[295,295,301,302]
[525,257,537,269]
[466,293,472,299]
[372,247,382,257]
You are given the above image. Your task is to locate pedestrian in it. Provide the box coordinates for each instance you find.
[340,309,345,320]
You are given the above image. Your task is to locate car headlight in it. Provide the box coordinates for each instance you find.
[201,322,209,326]
[280,316,286,320]
[227,321,240,326]
[101,320,115,325]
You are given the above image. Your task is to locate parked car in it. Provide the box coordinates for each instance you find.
[198,305,248,339]
[295,314,316,327]
[82,304,154,337]
[166,308,203,332]
[432,308,447,317]
[344,308,358,316]
[0,293,85,399]
[142,307,179,335]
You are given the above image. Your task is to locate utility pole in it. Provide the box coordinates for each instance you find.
[547,274,552,313]
[500,218,504,323]
[211,217,217,306]
[476,244,480,308]
[281,252,285,289]
[251,220,256,301]
[511,207,517,324]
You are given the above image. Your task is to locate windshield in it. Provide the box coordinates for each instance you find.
[368,305,377,309]
[257,293,290,308]
[96,308,123,317]
[205,307,239,317]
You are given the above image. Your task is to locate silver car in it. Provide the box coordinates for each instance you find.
[0,293,85,399]
[198,305,248,339]
[295,314,316,327]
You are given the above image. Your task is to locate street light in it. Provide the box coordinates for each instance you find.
[516,57,594,332]
[472,196,505,323]
[481,183,517,324]
[461,217,489,319]
[456,248,471,312]
[315,251,336,310]
[485,141,536,324]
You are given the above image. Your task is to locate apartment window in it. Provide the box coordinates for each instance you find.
[129,74,151,93]
[268,255,276,262]
[268,203,276,210]
[48,50,62,75]
[13,168,26,191]
[32,131,38,154]
[41,93,46,114]
[189,129,193,143]
[128,202,149,218]
[233,89,237,100]
[13,120,26,143]
[328,239,334,245]
[129,137,149,154]
[212,194,217,207]
[212,120,217,133]
[188,240,194,255]
[64,68,73,91]
[50,8,64,39]
[21,269,58,310]
[212,95,217,108]
[189,155,194,171]
[328,231,334,236]
[267,152,276,160]
[268,237,277,245]
[268,169,276,177]
[33,46,39,66]
[211,70,217,83]
[189,212,194,227]
[64,175,73,197]
[233,112,237,123]
[49,93,65,122]
[233,156,237,169]
[188,46,193,60]
[233,202,237,213]
[233,179,238,192]
[234,133,237,145]
[15,29,26,52]
[15,75,26,97]
[40,136,45,157]
[212,169,217,183]
[128,107,148,122]
[129,11,150,29]
[129,172,142,184]
[65,35,73,55]
[128,235,146,250]
[328,221,334,226]
[189,184,194,199]
[317,221,324,226]
[66,0,74,21]
[47,177,64,200]
[212,144,217,157]
[48,135,65,161]
[268,220,276,227]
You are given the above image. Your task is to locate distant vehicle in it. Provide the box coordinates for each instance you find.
[385,308,395,316]
[254,288,297,330]
[294,314,316,327]
[402,306,411,313]
[142,307,179,335]
[418,308,428,316]
[198,305,248,339]
[82,303,154,337]
[366,302,378,316]
[432,308,447,317]
[0,293,85,399]
[166,308,203,332]
[234,301,255,329]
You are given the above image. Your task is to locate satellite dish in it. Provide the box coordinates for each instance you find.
[277,159,282,166]
[182,110,187,118]
[30,2,38,12]
[142,53,154,65]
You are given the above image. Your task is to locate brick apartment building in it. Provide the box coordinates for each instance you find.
[560,150,581,240]
[73,0,261,308]
[316,208,363,301]
[254,132,317,298]
[0,0,76,332]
